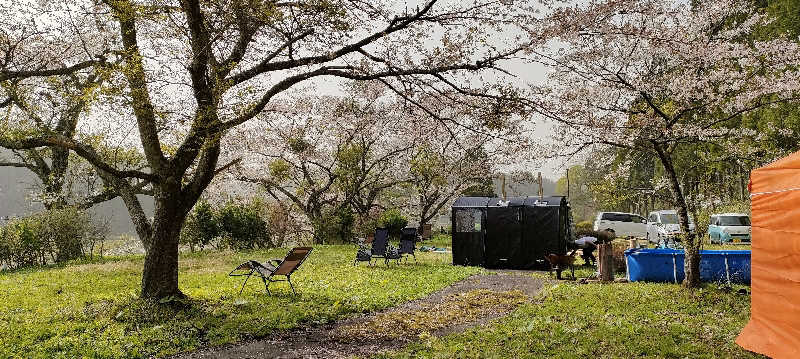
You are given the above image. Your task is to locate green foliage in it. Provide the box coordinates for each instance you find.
[268,159,291,182]
[555,165,597,221]
[410,147,446,187]
[180,201,219,252]
[217,201,271,250]
[753,0,800,39]
[333,143,371,198]
[575,220,593,234]
[181,200,272,251]
[461,176,496,197]
[312,206,356,244]
[287,137,312,153]
[355,216,380,237]
[379,209,408,237]
[0,245,479,358]
[0,207,108,270]
[384,282,758,358]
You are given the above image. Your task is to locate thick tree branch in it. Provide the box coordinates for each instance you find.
[113,1,167,172]
[0,135,157,182]
[226,0,438,85]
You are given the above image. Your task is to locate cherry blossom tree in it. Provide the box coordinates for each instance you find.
[0,69,151,210]
[408,123,511,232]
[0,0,542,298]
[535,0,800,287]
[228,86,416,243]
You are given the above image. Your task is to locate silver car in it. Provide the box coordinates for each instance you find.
[646,210,695,244]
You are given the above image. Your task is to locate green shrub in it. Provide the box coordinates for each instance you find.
[355,216,380,238]
[379,209,408,238]
[40,208,90,262]
[0,207,108,270]
[0,218,45,268]
[217,201,271,250]
[180,201,219,252]
[313,206,356,244]
[576,220,594,234]
[181,199,282,251]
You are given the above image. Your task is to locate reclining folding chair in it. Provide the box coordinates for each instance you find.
[354,228,393,267]
[229,247,313,295]
[399,227,418,264]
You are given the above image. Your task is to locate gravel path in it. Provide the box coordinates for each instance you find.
[174,271,545,359]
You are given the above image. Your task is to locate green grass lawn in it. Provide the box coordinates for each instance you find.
[703,243,751,251]
[382,281,759,359]
[378,235,758,358]
[0,245,480,358]
[425,233,454,249]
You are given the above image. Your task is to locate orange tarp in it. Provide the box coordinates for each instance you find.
[737,150,800,358]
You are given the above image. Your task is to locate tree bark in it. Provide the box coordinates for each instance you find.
[139,189,190,299]
[653,143,700,288]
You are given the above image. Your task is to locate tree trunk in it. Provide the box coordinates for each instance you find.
[140,192,189,299]
[653,143,700,288]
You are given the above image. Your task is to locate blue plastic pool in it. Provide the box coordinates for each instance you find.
[624,248,750,284]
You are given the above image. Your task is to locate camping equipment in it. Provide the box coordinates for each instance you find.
[399,227,418,263]
[353,228,393,267]
[737,150,800,358]
[451,196,572,269]
[229,247,313,295]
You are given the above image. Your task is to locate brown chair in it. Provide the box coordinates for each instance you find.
[229,247,313,295]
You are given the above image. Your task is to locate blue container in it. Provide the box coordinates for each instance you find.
[624,248,750,284]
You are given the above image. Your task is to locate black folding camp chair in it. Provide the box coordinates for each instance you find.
[399,227,418,263]
[353,228,393,267]
[229,247,313,295]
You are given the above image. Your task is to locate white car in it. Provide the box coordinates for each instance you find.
[646,210,696,244]
[593,212,647,238]
[708,213,751,244]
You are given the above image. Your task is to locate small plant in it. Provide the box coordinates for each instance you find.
[378,209,408,238]
[312,206,356,244]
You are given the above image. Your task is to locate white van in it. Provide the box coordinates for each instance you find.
[593,212,647,238]
[646,210,696,244]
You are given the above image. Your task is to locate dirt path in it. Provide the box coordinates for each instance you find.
[175,271,545,359]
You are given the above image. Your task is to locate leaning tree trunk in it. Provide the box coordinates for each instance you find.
[654,144,700,288]
[140,190,190,299]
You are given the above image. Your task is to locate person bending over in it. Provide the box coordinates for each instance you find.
[573,235,598,266]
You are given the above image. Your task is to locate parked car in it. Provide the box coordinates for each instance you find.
[708,213,751,244]
[646,210,695,244]
[593,212,647,238]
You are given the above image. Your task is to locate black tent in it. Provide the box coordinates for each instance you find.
[451,196,570,269]
[451,197,489,267]
[484,197,524,268]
